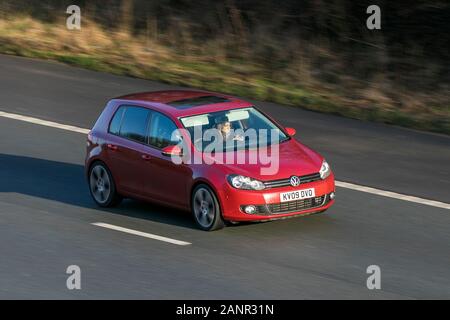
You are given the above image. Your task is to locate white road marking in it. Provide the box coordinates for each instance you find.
[0,110,90,134]
[92,222,191,246]
[335,181,450,210]
[1,110,449,210]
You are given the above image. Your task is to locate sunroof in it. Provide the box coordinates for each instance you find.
[168,96,230,109]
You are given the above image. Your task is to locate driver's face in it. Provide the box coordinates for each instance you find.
[219,122,231,135]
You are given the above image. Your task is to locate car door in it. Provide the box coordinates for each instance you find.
[105,105,151,196]
[139,111,192,208]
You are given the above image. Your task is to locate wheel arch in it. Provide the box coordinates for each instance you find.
[190,179,224,218]
[87,159,118,191]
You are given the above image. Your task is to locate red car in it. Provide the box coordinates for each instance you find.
[85,90,335,230]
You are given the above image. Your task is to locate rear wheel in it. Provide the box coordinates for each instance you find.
[192,184,225,231]
[89,162,122,207]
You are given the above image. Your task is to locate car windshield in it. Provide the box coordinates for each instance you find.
[179,107,289,151]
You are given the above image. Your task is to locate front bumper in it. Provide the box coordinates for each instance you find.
[218,173,335,221]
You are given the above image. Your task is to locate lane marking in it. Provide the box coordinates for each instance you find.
[1,110,449,210]
[0,110,90,134]
[92,222,191,246]
[335,181,450,210]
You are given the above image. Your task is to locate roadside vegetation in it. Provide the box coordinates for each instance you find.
[0,1,448,134]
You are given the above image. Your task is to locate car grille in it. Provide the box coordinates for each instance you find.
[263,172,321,189]
[245,195,327,215]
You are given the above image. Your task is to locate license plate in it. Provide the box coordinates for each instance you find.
[280,188,315,202]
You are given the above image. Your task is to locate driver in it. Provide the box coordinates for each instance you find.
[215,116,244,142]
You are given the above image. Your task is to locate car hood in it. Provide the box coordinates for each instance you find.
[203,139,323,180]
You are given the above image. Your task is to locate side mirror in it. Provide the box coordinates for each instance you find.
[161,145,183,157]
[285,127,296,137]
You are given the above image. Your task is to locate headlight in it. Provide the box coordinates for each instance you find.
[228,175,265,190]
[319,160,331,179]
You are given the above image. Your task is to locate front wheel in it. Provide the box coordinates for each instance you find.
[89,162,122,207]
[191,185,225,231]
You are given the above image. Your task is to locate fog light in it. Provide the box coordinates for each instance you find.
[330,192,335,200]
[244,205,257,214]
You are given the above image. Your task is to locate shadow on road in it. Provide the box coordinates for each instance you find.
[0,153,197,229]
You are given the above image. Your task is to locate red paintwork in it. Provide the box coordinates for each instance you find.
[85,90,335,221]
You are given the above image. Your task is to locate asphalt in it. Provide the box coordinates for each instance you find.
[0,54,449,299]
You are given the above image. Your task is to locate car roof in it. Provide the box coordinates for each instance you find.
[113,90,254,118]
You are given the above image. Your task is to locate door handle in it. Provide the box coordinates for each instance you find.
[141,154,152,161]
[107,144,118,151]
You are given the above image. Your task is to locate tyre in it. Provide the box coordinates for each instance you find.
[88,162,122,207]
[191,184,225,231]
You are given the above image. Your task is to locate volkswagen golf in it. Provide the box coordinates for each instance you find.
[85,90,335,230]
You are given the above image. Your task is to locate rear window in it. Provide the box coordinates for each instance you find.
[109,106,125,135]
